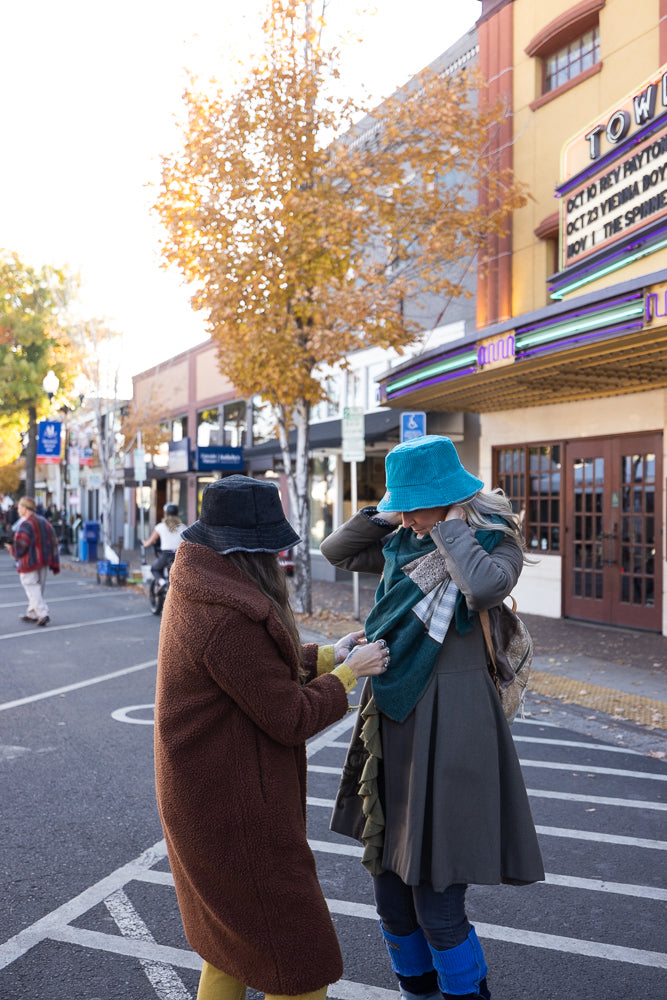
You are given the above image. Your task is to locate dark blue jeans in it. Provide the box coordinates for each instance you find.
[373,869,471,951]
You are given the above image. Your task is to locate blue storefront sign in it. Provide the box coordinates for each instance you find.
[36,420,62,464]
[196,446,244,471]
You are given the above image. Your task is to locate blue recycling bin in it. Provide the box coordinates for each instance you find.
[82,520,99,561]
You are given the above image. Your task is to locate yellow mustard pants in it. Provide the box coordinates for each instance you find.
[196,960,328,1000]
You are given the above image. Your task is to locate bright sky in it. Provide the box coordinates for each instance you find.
[1,0,480,394]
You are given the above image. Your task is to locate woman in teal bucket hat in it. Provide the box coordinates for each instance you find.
[321,435,544,1000]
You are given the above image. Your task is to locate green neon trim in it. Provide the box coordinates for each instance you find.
[516,302,645,349]
[386,350,478,393]
[552,235,667,300]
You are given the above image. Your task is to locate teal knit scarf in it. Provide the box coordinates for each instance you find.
[365,525,503,722]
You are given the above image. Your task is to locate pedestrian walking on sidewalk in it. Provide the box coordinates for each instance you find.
[154,475,389,1000]
[321,435,545,1000]
[3,496,60,626]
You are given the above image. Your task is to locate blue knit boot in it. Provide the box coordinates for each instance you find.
[428,926,490,999]
[379,923,441,999]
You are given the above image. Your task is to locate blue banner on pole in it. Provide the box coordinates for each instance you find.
[36,420,62,464]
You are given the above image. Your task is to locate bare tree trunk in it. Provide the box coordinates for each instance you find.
[24,405,38,497]
[276,399,312,614]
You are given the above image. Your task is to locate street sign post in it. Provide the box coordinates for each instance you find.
[400,411,427,442]
[342,407,365,618]
[342,406,365,462]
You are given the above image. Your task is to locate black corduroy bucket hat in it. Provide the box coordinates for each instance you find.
[181,475,301,554]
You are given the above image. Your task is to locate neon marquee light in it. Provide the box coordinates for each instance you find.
[477,333,515,368]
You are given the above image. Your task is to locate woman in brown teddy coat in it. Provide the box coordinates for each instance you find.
[154,476,389,1000]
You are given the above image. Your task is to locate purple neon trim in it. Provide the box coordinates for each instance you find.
[517,321,644,360]
[517,291,643,335]
[551,223,667,290]
[386,364,478,398]
[557,113,667,196]
[385,320,645,399]
[385,345,479,382]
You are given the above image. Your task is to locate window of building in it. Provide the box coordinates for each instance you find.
[197,407,222,447]
[251,397,275,446]
[494,443,562,552]
[544,26,599,93]
[223,400,246,447]
[172,416,188,441]
[526,1,604,110]
[311,375,341,422]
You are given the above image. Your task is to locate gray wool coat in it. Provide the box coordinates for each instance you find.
[320,511,545,889]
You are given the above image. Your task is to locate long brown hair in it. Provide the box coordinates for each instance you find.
[223,550,304,677]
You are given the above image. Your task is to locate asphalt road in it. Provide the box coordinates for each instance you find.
[0,552,665,999]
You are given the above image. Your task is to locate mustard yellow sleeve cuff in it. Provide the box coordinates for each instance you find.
[317,645,336,675]
[332,662,358,694]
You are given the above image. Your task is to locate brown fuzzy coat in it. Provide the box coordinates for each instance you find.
[154,541,348,994]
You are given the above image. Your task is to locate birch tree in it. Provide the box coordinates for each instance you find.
[155,0,525,612]
[71,320,125,552]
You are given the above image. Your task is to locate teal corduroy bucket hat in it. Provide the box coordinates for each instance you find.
[376,435,483,512]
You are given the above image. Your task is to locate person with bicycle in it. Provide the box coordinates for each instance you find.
[142,502,185,583]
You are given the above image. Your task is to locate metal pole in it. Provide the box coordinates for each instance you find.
[137,430,145,544]
[351,459,359,620]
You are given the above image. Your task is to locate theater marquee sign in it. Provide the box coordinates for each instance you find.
[558,66,667,270]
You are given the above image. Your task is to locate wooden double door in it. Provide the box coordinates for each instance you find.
[563,433,662,631]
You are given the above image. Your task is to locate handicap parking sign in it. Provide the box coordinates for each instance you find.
[400,411,426,442]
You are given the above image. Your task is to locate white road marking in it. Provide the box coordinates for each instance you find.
[310,763,667,809]
[0,839,169,969]
[306,840,667,899]
[307,797,667,848]
[513,736,644,756]
[518,759,667,781]
[0,660,157,712]
[104,889,192,999]
[534,825,667,850]
[2,835,666,984]
[0,612,149,640]
[0,590,133,608]
[111,704,155,725]
[307,713,356,756]
[526,788,667,810]
[324,900,667,968]
[329,982,398,999]
[513,718,560,728]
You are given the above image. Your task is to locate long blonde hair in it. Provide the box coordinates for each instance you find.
[460,488,529,561]
[223,550,304,676]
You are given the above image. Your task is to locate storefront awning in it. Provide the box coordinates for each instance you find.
[377,271,667,412]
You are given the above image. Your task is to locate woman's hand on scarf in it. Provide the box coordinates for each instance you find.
[343,639,390,678]
[334,629,366,664]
